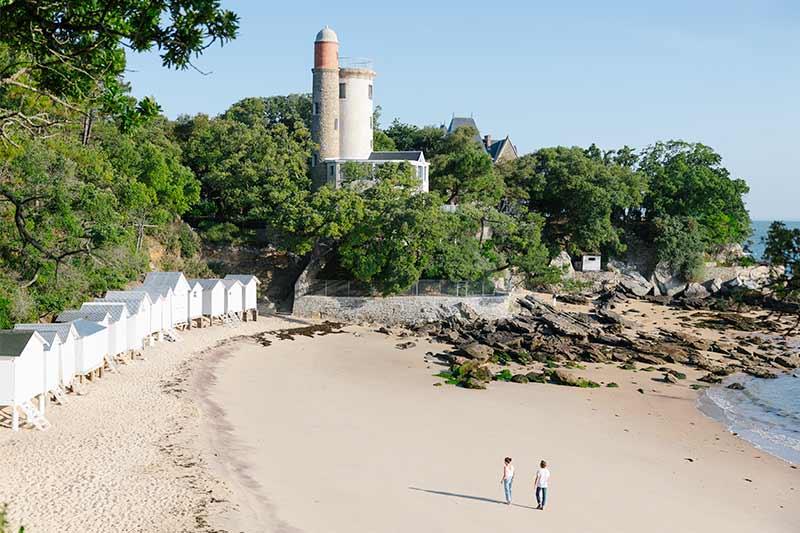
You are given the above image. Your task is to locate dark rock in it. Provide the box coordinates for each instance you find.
[698,373,723,384]
[726,382,746,390]
[458,342,494,361]
[526,372,547,383]
[663,373,679,384]
[511,374,530,384]
[551,369,581,386]
[395,341,416,350]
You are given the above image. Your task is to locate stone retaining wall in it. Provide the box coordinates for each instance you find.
[293,294,513,325]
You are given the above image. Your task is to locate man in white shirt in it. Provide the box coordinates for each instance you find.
[534,460,550,510]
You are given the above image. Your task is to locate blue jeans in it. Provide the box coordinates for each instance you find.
[503,477,513,503]
[536,486,548,508]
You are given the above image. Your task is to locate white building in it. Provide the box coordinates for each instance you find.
[222,279,244,316]
[191,279,226,320]
[143,272,191,328]
[98,290,153,350]
[14,323,78,390]
[311,26,429,191]
[224,274,260,320]
[70,319,108,376]
[131,287,170,337]
[0,330,48,431]
[188,280,204,324]
[79,302,129,359]
[581,254,602,272]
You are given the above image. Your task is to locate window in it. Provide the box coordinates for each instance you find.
[313,102,320,115]
[311,154,317,166]
[339,83,346,99]
[329,164,335,177]
[368,84,373,99]
[334,118,339,130]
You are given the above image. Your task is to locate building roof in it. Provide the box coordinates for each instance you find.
[131,286,168,302]
[0,330,40,357]
[98,291,152,315]
[224,274,261,286]
[367,151,425,162]
[143,272,188,291]
[14,322,77,343]
[315,26,338,43]
[71,319,106,338]
[81,302,127,322]
[447,117,484,145]
[56,309,110,324]
[222,279,243,290]
[37,330,59,350]
[486,136,518,163]
[190,279,224,290]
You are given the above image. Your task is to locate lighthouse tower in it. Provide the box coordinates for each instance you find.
[312,26,340,180]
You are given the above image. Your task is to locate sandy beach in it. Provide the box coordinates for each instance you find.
[0,316,296,533]
[199,325,799,533]
[0,313,798,532]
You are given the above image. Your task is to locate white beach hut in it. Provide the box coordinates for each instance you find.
[57,308,118,369]
[14,323,78,391]
[143,272,191,328]
[191,279,226,322]
[0,330,49,431]
[79,302,129,360]
[187,280,204,326]
[69,319,109,377]
[131,287,169,339]
[224,275,261,320]
[99,290,153,350]
[222,279,244,318]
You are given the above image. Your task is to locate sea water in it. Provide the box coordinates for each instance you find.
[700,372,800,465]
[699,220,800,464]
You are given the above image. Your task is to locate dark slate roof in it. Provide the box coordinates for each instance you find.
[0,330,38,357]
[190,279,224,290]
[447,117,484,146]
[224,274,261,286]
[98,291,151,315]
[367,151,425,162]
[486,136,518,162]
[143,271,189,291]
[37,330,59,350]
[15,323,76,343]
[81,302,127,322]
[56,309,110,323]
[71,319,106,338]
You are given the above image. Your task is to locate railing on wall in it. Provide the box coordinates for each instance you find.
[300,279,508,298]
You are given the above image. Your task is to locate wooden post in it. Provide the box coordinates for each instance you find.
[11,406,19,432]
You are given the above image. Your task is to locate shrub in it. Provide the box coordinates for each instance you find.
[200,221,240,243]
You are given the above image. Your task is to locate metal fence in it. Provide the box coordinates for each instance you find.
[301,279,508,298]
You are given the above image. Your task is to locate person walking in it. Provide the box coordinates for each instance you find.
[534,460,550,510]
[500,457,515,505]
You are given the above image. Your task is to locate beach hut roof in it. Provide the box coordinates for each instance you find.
[222,279,243,290]
[102,291,153,313]
[190,279,224,290]
[81,302,127,322]
[14,322,77,343]
[37,330,59,349]
[131,287,166,302]
[224,274,261,285]
[57,309,111,323]
[143,272,188,291]
[0,330,43,357]
[188,279,203,289]
[71,319,106,338]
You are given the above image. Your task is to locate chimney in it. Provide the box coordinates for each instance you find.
[483,134,492,149]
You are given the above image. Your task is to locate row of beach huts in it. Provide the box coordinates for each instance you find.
[0,272,260,432]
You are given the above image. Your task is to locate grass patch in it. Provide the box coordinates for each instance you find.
[606,382,619,388]
[494,369,513,382]
[434,371,460,386]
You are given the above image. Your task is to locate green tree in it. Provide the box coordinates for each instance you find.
[639,141,751,246]
[384,120,447,157]
[0,0,238,141]
[430,126,502,205]
[221,94,311,131]
[762,221,800,331]
[499,146,645,257]
[652,215,706,280]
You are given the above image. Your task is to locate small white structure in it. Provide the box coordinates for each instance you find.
[581,254,602,272]
[69,319,109,376]
[0,330,48,431]
[222,279,244,317]
[188,280,204,325]
[57,308,118,368]
[78,302,129,360]
[131,287,169,338]
[224,275,261,320]
[99,290,153,350]
[191,279,226,321]
[14,323,78,391]
[143,272,191,328]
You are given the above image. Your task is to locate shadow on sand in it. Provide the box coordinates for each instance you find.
[409,487,538,510]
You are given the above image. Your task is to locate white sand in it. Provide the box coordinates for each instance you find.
[202,326,800,533]
[0,316,295,533]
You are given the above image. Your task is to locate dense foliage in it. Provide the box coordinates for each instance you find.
[763,221,800,311]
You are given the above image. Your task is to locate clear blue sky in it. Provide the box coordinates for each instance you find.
[126,0,800,221]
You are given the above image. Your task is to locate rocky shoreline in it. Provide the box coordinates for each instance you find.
[380,286,800,392]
